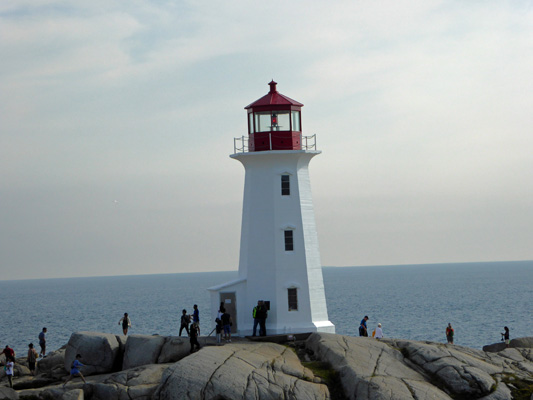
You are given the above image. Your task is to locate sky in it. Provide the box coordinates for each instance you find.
[1,1,532,280]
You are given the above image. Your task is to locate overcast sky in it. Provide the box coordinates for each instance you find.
[1,1,532,280]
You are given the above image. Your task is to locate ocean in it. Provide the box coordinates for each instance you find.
[0,261,531,355]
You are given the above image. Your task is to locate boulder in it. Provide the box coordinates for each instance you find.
[87,364,168,400]
[37,347,66,377]
[0,387,18,400]
[157,336,190,364]
[510,337,533,349]
[62,389,84,400]
[483,336,533,353]
[483,342,507,353]
[122,335,165,370]
[153,342,329,400]
[306,333,451,400]
[306,333,533,400]
[64,332,121,375]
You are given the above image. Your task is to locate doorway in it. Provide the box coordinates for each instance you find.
[219,292,237,334]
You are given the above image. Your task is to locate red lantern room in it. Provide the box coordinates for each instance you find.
[244,80,303,151]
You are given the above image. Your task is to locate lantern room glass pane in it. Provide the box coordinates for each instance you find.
[273,111,290,131]
[248,113,254,133]
[255,112,271,133]
[291,111,301,131]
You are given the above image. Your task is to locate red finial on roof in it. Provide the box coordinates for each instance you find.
[269,80,278,93]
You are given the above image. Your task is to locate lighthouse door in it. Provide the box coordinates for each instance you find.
[220,292,237,334]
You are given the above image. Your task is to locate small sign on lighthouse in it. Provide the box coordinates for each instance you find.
[209,81,335,336]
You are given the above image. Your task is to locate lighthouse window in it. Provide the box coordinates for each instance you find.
[284,230,294,251]
[291,111,301,131]
[281,175,290,196]
[248,113,254,133]
[255,112,272,133]
[276,111,290,131]
[288,288,298,311]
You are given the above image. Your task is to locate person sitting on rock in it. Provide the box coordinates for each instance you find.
[63,354,87,387]
[374,323,384,339]
[502,326,510,347]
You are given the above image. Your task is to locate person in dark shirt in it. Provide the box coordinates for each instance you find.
[221,310,232,342]
[359,316,369,337]
[190,322,201,353]
[179,309,190,336]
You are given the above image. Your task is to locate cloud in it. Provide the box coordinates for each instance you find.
[0,0,532,279]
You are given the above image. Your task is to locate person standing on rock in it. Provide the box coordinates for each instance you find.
[257,301,268,337]
[5,356,14,388]
[38,327,47,357]
[190,322,201,353]
[179,309,191,336]
[446,323,454,344]
[359,316,369,337]
[63,354,87,387]
[27,343,39,376]
[1,345,15,361]
[118,313,131,335]
[192,304,200,324]
[221,309,232,343]
[502,326,510,347]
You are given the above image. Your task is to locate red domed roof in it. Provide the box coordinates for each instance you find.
[244,80,303,110]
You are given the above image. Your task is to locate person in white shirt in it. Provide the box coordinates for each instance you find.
[374,323,384,339]
[5,356,14,388]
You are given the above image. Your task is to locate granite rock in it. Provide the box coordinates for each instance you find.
[64,332,121,376]
[153,342,329,400]
[122,335,166,370]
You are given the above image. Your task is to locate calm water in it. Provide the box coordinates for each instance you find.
[0,261,531,355]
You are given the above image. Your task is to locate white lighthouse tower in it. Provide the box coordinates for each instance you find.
[209,81,334,336]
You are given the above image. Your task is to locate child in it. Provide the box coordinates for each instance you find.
[5,356,14,388]
[27,343,39,376]
[63,354,87,387]
[215,314,223,345]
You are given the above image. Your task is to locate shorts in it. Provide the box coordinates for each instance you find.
[29,361,36,371]
[223,325,231,334]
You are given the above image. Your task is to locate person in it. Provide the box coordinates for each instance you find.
[252,301,263,337]
[63,354,87,387]
[118,313,131,335]
[5,356,14,388]
[359,316,369,337]
[446,323,454,344]
[502,326,510,347]
[39,327,47,357]
[215,306,224,345]
[190,322,201,353]
[1,345,15,360]
[257,301,268,337]
[179,309,190,337]
[374,323,384,339]
[192,304,200,324]
[221,309,232,342]
[27,343,39,376]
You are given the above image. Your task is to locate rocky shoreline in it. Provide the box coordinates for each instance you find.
[1,332,532,400]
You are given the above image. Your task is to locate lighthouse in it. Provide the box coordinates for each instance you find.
[209,81,335,336]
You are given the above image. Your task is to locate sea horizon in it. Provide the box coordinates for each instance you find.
[2,259,531,282]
